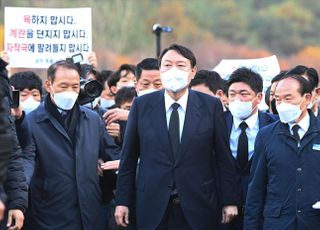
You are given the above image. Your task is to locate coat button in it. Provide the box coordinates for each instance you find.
[297,210,302,213]
[297,168,302,172]
[297,188,302,192]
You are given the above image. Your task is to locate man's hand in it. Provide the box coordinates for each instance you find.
[103,108,129,125]
[0,51,9,64]
[0,201,5,221]
[222,205,238,223]
[100,160,120,171]
[115,205,129,227]
[7,209,24,230]
[106,122,121,139]
[97,159,104,176]
[87,52,98,68]
[11,107,23,120]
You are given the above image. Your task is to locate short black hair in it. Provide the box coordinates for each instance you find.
[80,64,97,80]
[135,58,159,81]
[107,64,136,88]
[119,64,136,77]
[286,65,319,90]
[277,74,313,96]
[115,87,137,107]
[10,71,43,95]
[265,85,271,106]
[271,70,287,84]
[98,70,113,88]
[227,67,263,94]
[47,60,80,82]
[107,70,120,88]
[189,70,226,94]
[159,43,196,68]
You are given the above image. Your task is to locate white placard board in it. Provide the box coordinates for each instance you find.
[4,7,92,68]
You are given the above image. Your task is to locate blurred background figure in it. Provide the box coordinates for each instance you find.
[99,70,115,109]
[114,87,137,111]
[268,70,287,115]
[135,58,162,96]
[108,64,136,96]
[10,71,43,115]
[190,70,228,109]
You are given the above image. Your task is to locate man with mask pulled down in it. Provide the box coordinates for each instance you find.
[114,44,239,229]
[23,60,113,229]
[220,67,277,230]
[245,75,320,229]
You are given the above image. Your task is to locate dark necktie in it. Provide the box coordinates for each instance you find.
[237,121,248,170]
[169,103,180,159]
[292,125,300,142]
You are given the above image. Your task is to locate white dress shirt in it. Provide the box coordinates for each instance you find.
[230,111,259,161]
[289,112,310,140]
[164,90,189,141]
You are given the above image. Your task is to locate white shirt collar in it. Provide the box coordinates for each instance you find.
[164,89,189,112]
[289,112,310,133]
[233,110,259,130]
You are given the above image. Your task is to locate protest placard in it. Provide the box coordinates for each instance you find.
[213,55,280,89]
[4,7,92,68]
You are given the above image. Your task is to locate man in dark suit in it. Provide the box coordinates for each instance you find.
[244,75,320,229]
[221,67,278,230]
[114,44,239,229]
[23,60,118,230]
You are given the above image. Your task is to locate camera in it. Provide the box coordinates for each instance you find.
[67,53,102,105]
[78,77,102,105]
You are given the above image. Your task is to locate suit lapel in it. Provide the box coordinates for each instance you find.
[148,92,174,162]
[224,111,240,168]
[35,104,72,144]
[175,91,202,166]
[47,114,73,144]
[225,111,233,140]
[258,112,268,129]
[277,122,299,153]
[243,112,272,170]
[243,112,271,169]
[300,113,320,152]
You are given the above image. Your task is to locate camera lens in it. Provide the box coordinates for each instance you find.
[84,81,102,98]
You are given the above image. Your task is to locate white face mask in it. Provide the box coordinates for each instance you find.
[276,102,302,124]
[137,88,158,97]
[160,67,189,93]
[83,97,100,109]
[52,91,78,110]
[228,99,254,120]
[100,98,115,109]
[117,81,135,90]
[21,96,41,114]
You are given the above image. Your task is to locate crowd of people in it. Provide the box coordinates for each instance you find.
[0,43,320,230]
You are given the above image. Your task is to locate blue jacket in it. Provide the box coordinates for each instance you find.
[116,90,238,230]
[224,111,278,206]
[23,101,112,230]
[244,111,320,229]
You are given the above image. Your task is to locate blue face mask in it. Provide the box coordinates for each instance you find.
[100,98,115,109]
[83,97,100,109]
[21,96,40,114]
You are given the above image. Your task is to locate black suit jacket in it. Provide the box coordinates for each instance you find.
[224,110,278,205]
[116,90,238,230]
